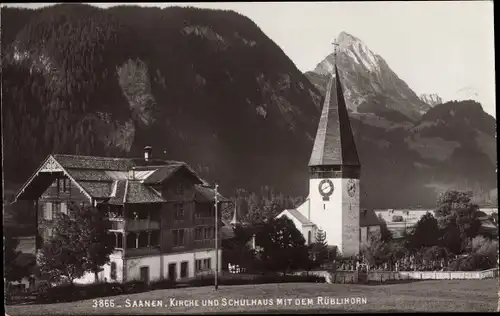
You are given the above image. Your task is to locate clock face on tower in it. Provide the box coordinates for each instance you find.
[319,179,334,198]
[347,179,356,197]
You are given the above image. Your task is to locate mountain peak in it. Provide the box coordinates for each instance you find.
[337,31,362,46]
[311,32,430,121]
[419,93,443,107]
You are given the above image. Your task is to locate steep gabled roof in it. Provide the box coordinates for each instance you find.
[14,153,210,205]
[281,209,314,226]
[142,163,203,185]
[124,181,166,204]
[194,184,231,203]
[308,66,360,167]
[53,154,133,170]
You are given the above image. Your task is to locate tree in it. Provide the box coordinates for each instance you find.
[4,236,33,282]
[410,212,440,249]
[377,214,392,242]
[469,236,498,266]
[254,217,311,274]
[435,190,481,253]
[38,202,115,284]
[311,229,329,267]
[435,190,481,237]
[360,237,390,268]
[440,223,463,255]
[221,224,256,271]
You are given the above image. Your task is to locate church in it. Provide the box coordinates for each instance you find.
[276,42,380,257]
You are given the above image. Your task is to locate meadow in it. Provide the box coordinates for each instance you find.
[6,279,498,315]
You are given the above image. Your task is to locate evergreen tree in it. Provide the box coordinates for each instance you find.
[311,229,329,266]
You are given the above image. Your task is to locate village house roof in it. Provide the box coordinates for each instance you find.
[14,153,227,205]
[308,62,360,167]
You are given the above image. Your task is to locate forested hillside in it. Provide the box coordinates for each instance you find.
[1,5,497,217]
[2,4,322,200]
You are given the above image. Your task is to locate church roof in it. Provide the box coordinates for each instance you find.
[283,209,314,225]
[308,65,360,167]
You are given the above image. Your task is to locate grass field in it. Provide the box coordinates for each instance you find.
[6,279,498,315]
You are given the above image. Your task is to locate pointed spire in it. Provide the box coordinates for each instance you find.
[308,39,360,167]
[230,201,238,225]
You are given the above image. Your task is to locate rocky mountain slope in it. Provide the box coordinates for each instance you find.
[1,4,322,201]
[309,32,431,123]
[1,6,496,213]
[306,32,497,208]
[419,93,443,107]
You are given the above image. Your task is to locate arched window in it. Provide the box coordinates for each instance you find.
[308,231,312,245]
[110,262,117,281]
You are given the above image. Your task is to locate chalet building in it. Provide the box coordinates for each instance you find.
[14,147,232,284]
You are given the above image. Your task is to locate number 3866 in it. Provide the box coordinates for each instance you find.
[93,299,115,308]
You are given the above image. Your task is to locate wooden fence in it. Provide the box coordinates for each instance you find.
[292,268,499,284]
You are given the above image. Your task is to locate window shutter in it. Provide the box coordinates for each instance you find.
[60,202,67,214]
[45,203,53,220]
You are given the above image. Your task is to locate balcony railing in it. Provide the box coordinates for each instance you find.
[110,220,125,231]
[125,219,160,231]
[193,239,218,248]
[195,217,214,225]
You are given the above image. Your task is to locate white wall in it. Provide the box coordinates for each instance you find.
[308,177,360,257]
[360,227,368,246]
[101,255,124,283]
[124,249,222,282]
[276,211,316,245]
[125,256,162,282]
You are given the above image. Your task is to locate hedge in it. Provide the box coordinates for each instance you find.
[33,273,324,304]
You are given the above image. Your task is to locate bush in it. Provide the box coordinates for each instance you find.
[36,282,125,304]
[150,278,177,290]
[185,273,325,287]
[447,253,494,271]
[121,280,149,294]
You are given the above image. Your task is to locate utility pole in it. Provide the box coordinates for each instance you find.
[214,183,219,291]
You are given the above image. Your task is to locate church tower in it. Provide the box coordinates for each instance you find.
[308,40,361,257]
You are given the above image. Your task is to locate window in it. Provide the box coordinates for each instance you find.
[46,227,53,238]
[150,230,160,247]
[138,232,149,248]
[174,203,184,220]
[140,266,149,283]
[60,202,68,215]
[176,184,185,195]
[194,227,203,241]
[57,178,69,194]
[180,262,188,278]
[126,233,137,249]
[44,203,53,220]
[110,262,117,281]
[172,229,185,247]
[203,258,211,270]
[203,227,215,239]
[116,233,123,249]
[195,258,212,272]
[308,231,311,245]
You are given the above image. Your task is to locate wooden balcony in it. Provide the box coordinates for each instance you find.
[125,219,160,231]
[193,239,219,249]
[195,217,215,225]
[109,219,125,231]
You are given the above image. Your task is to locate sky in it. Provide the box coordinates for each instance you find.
[3,2,496,117]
